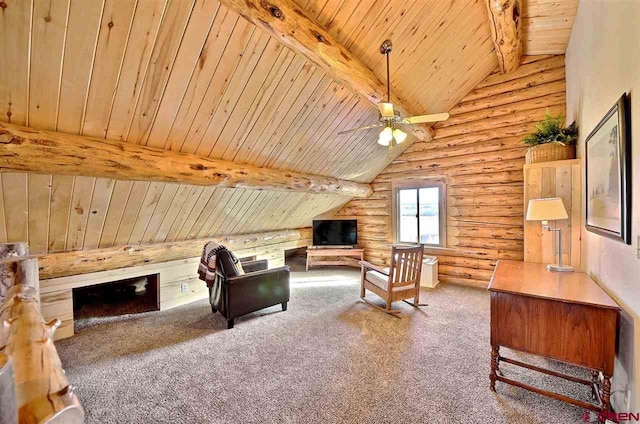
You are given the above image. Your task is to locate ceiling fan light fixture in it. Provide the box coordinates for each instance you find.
[378,126,393,146]
[378,102,395,118]
[392,128,407,144]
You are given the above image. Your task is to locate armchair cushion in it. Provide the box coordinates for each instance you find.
[365,270,389,291]
[218,249,245,277]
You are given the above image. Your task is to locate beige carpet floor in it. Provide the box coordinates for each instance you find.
[57,263,593,423]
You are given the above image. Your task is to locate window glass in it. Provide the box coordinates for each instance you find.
[398,189,418,243]
[419,187,440,244]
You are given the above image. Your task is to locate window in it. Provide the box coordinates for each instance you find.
[393,180,446,247]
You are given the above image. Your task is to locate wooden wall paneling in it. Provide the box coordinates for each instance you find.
[140,183,180,244]
[192,31,272,157]
[28,0,69,130]
[80,0,138,137]
[65,176,95,251]
[144,0,221,148]
[27,174,51,254]
[55,0,104,133]
[98,180,133,248]
[229,55,308,161]
[216,47,297,161]
[124,0,196,144]
[196,188,237,238]
[2,173,28,243]
[203,38,288,159]
[0,0,31,125]
[106,0,168,140]
[176,187,219,241]
[171,20,256,153]
[112,181,149,246]
[522,0,578,55]
[48,175,73,252]
[163,186,205,242]
[186,187,227,239]
[219,190,261,235]
[126,182,165,245]
[523,160,581,268]
[206,189,249,236]
[240,65,322,165]
[82,178,115,249]
[151,184,192,243]
[160,6,241,151]
[258,76,332,168]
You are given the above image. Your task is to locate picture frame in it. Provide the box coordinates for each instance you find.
[585,93,632,244]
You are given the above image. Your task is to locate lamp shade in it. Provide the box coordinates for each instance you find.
[392,128,407,144]
[526,198,568,221]
[378,126,393,146]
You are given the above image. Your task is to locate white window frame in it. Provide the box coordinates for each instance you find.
[392,178,447,247]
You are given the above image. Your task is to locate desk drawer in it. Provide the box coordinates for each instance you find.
[490,292,617,374]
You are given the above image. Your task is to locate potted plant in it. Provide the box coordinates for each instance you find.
[523,112,578,164]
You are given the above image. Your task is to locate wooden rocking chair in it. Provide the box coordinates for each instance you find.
[359,244,425,315]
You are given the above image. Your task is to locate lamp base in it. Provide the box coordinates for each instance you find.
[547,264,574,272]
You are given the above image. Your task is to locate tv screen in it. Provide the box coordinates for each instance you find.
[312,220,357,246]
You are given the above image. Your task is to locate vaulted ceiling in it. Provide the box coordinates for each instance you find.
[0,0,578,254]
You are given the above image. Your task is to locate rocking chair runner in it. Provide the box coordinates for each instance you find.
[359,245,425,314]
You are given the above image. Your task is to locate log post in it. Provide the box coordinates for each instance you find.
[0,353,17,424]
[0,251,84,424]
[485,0,522,73]
[0,122,373,198]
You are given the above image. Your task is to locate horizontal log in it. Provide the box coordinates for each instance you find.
[449,171,524,186]
[448,236,523,251]
[395,136,525,164]
[448,216,524,227]
[436,255,496,270]
[449,204,523,217]
[405,123,536,154]
[437,92,566,128]
[451,80,566,115]
[466,64,566,103]
[434,105,564,138]
[381,147,526,175]
[439,264,494,281]
[474,55,565,90]
[449,183,523,196]
[0,123,373,198]
[38,228,312,279]
[439,275,488,289]
[448,193,524,207]
[449,226,524,240]
[335,207,389,217]
[376,158,525,182]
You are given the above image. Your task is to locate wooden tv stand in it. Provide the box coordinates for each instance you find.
[306,246,364,271]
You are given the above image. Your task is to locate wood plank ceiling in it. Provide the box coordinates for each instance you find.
[0,0,578,255]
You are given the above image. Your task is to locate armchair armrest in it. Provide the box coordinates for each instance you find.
[228,266,290,284]
[241,259,268,273]
[359,260,389,275]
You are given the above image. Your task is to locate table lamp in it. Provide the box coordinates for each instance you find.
[526,198,573,272]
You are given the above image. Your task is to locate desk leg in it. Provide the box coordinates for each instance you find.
[602,375,612,412]
[490,346,499,391]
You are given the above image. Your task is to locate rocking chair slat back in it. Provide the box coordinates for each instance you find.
[390,245,423,288]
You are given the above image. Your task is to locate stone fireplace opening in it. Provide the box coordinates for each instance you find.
[73,274,160,322]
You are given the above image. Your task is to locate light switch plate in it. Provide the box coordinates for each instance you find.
[180,283,188,293]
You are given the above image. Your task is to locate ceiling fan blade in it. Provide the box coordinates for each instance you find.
[402,113,450,124]
[377,102,395,118]
[338,123,384,135]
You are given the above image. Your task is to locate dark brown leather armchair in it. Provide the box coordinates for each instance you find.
[209,250,290,329]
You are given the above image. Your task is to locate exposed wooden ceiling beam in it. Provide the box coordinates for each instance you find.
[486,0,523,73]
[218,0,434,141]
[0,123,372,198]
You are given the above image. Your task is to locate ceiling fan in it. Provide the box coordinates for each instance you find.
[338,40,449,148]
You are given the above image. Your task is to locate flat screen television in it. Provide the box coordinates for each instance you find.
[312,220,357,246]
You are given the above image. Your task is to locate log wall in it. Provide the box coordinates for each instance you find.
[335,56,566,288]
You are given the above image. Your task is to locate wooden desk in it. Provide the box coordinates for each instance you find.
[489,260,620,412]
[306,247,363,271]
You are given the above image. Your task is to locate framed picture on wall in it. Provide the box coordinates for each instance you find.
[585,93,632,244]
